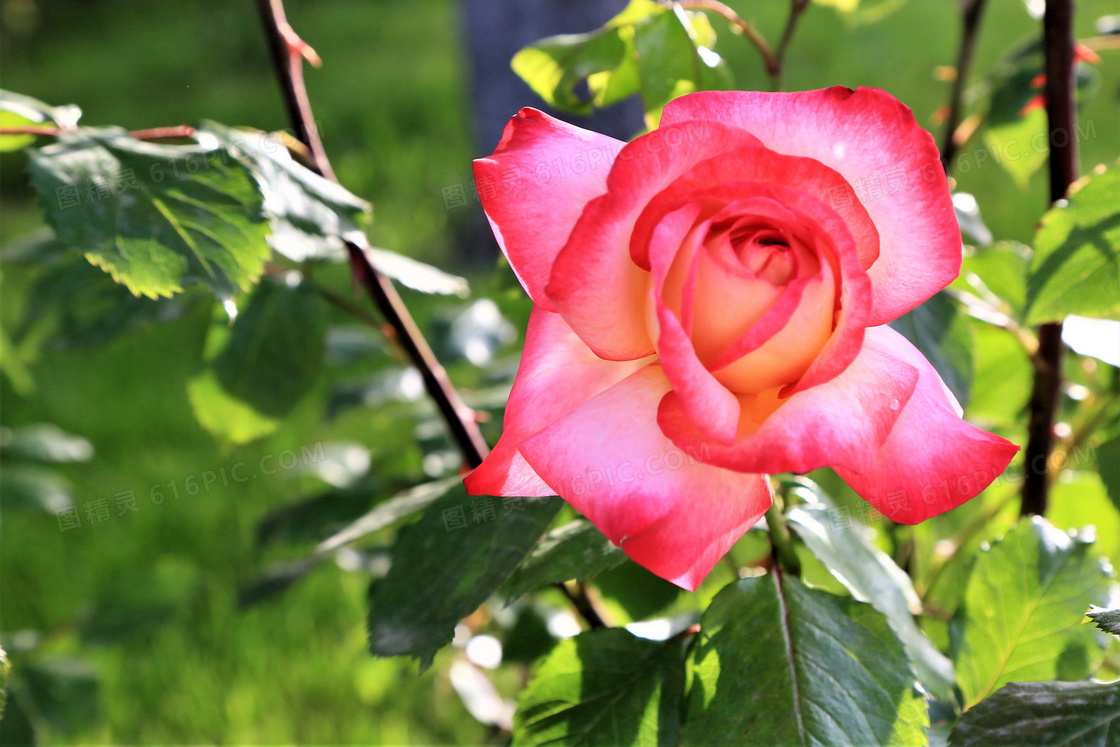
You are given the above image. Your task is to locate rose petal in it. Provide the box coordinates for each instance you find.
[473,108,624,312]
[659,328,920,475]
[518,364,773,590]
[661,88,961,324]
[546,121,763,360]
[464,307,649,498]
[647,203,741,444]
[833,326,1020,523]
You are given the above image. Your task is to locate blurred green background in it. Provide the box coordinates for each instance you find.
[0,0,1116,743]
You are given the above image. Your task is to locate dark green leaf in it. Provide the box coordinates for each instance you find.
[22,658,98,735]
[888,290,974,407]
[1099,437,1120,513]
[513,628,687,746]
[198,121,370,263]
[368,487,561,666]
[1026,163,1120,324]
[951,517,1110,709]
[788,503,957,704]
[949,680,1120,746]
[1087,605,1120,637]
[27,128,271,301]
[0,691,36,746]
[213,275,326,418]
[683,573,928,745]
[505,519,628,599]
[19,259,189,351]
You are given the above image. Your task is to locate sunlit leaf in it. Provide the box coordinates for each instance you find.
[27,127,271,301]
[1026,163,1120,325]
[951,517,1110,709]
[513,628,687,746]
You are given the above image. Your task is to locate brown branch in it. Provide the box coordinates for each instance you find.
[773,0,811,91]
[556,581,607,630]
[676,0,779,77]
[255,0,489,468]
[0,125,197,141]
[1022,0,1078,517]
[940,0,990,171]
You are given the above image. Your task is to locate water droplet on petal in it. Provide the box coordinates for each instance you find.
[890,398,900,411]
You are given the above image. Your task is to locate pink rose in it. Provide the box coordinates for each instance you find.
[465,87,1019,591]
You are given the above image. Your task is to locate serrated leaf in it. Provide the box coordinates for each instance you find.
[949,680,1120,746]
[27,128,271,301]
[1087,606,1120,637]
[683,573,928,746]
[367,488,561,666]
[1026,163,1120,324]
[951,517,1111,709]
[888,290,974,407]
[505,519,628,599]
[513,628,686,746]
[213,275,326,418]
[788,503,957,704]
[198,121,370,262]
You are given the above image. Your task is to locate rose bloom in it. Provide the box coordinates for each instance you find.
[464,87,1019,590]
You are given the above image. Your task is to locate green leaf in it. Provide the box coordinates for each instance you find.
[198,121,370,263]
[512,28,631,116]
[953,192,992,246]
[1087,606,1120,637]
[513,628,687,746]
[505,519,628,599]
[1099,437,1120,513]
[367,248,468,297]
[27,127,271,301]
[186,368,280,446]
[788,503,957,704]
[0,89,81,152]
[0,465,75,513]
[367,487,561,666]
[888,290,974,407]
[1026,163,1120,324]
[949,680,1120,746]
[20,258,189,351]
[951,517,1111,709]
[953,242,1031,319]
[981,89,1048,188]
[213,275,326,418]
[632,7,729,128]
[23,657,98,734]
[510,0,727,126]
[0,110,37,152]
[683,573,928,745]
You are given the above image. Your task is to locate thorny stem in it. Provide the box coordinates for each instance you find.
[254,0,489,469]
[1022,0,1078,517]
[940,0,990,171]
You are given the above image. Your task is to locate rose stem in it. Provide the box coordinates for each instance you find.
[765,492,802,578]
[939,0,990,171]
[255,0,489,469]
[1021,0,1078,517]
